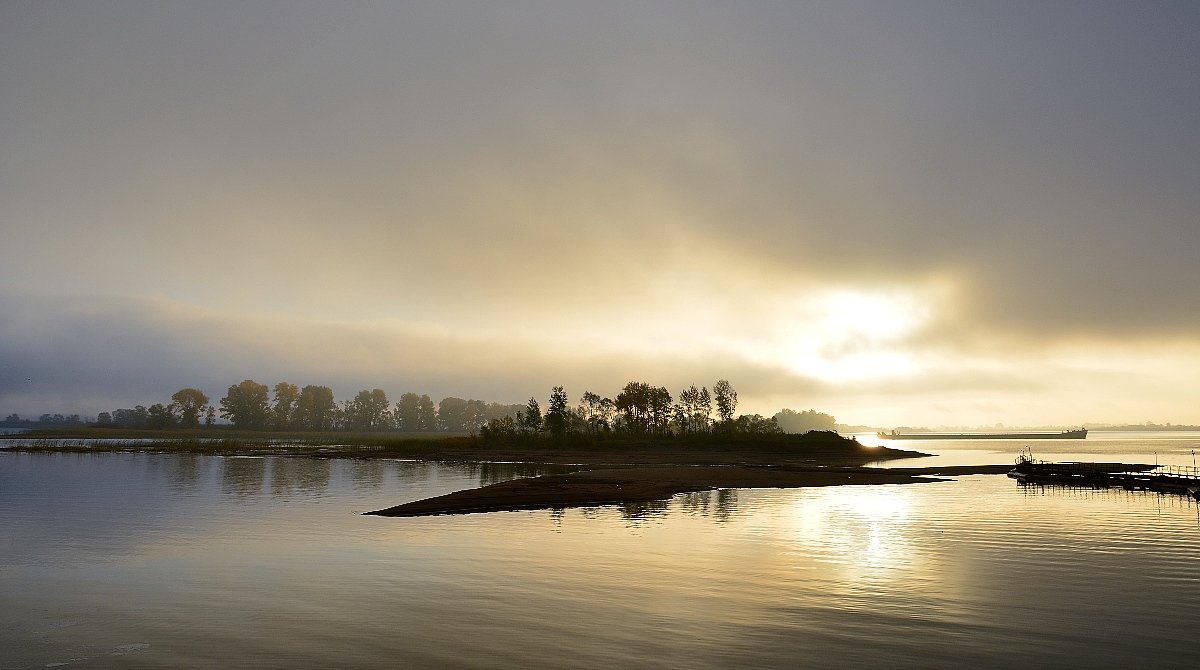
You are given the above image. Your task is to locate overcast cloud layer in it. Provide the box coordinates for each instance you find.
[3,1,1199,426]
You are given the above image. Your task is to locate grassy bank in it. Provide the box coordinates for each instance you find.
[1,428,921,466]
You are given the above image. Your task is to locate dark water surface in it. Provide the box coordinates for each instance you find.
[3,434,1200,668]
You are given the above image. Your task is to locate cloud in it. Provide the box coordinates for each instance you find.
[0,290,827,417]
[2,2,1200,424]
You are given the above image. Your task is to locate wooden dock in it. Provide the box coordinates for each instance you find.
[1009,457,1200,499]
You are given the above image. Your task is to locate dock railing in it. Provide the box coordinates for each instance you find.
[1013,456,1200,481]
[1146,464,1200,481]
[1013,455,1200,499]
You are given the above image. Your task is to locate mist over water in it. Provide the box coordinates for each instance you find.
[862,430,1200,469]
[4,434,1200,668]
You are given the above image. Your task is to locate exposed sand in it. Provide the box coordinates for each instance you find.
[365,464,1015,517]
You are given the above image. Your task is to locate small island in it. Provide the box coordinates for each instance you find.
[365,464,970,517]
[4,378,1028,517]
[360,433,1021,516]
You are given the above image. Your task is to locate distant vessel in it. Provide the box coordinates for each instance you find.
[877,428,1087,440]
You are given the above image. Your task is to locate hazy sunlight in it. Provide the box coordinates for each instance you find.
[765,288,931,383]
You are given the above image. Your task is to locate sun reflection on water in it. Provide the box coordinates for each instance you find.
[788,485,916,571]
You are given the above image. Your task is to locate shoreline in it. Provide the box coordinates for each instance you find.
[365,463,1018,517]
[6,433,1031,517]
[0,431,927,467]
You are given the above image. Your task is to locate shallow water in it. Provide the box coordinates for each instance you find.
[3,434,1200,668]
[861,430,1200,468]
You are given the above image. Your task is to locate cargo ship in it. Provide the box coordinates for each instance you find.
[876,428,1087,440]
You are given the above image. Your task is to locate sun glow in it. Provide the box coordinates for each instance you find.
[820,289,927,340]
[753,287,935,383]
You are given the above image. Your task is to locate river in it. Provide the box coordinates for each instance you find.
[3,432,1199,668]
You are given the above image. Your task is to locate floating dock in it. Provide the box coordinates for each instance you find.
[1009,457,1200,499]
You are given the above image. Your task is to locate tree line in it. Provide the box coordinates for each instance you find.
[3,412,89,428]
[6,378,837,437]
[89,381,526,432]
[480,379,802,440]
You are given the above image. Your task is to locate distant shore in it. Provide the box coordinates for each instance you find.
[0,428,924,466]
[5,429,1025,517]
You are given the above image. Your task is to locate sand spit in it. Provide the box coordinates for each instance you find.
[365,464,1014,517]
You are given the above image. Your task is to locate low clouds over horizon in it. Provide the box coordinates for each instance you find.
[3,2,1199,426]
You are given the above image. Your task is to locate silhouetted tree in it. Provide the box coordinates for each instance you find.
[464,399,488,432]
[480,415,518,441]
[677,384,712,433]
[271,382,300,430]
[438,397,469,432]
[544,386,570,437]
[147,403,176,429]
[612,382,672,434]
[416,394,437,431]
[733,414,781,435]
[394,392,421,431]
[111,406,149,428]
[220,379,270,429]
[578,391,615,434]
[170,388,210,429]
[330,401,346,430]
[345,389,391,431]
[295,385,336,431]
[713,379,737,424]
[647,386,673,434]
[616,382,652,432]
[518,397,542,433]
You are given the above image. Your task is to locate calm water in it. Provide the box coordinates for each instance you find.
[3,433,1200,668]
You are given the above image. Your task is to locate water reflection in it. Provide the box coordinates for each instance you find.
[221,456,266,498]
[393,459,434,481]
[678,489,739,523]
[462,461,564,486]
[619,499,670,524]
[1017,480,1200,512]
[206,457,566,505]
[168,453,203,490]
[9,452,1200,668]
[540,489,747,528]
[678,490,711,515]
[786,485,918,572]
[271,457,331,496]
[116,454,926,536]
[348,459,386,490]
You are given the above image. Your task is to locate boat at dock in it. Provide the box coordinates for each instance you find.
[877,428,1087,440]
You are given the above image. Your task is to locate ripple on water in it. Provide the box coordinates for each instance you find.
[3,448,1200,668]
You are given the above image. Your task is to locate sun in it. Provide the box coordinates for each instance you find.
[769,288,931,383]
[820,289,927,341]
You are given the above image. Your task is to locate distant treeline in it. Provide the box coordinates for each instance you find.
[72,382,527,432]
[2,413,89,429]
[2,379,838,437]
[479,381,837,441]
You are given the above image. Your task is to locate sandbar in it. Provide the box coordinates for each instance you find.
[365,464,1014,517]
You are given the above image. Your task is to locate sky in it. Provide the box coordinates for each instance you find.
[2,1,1199,427]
